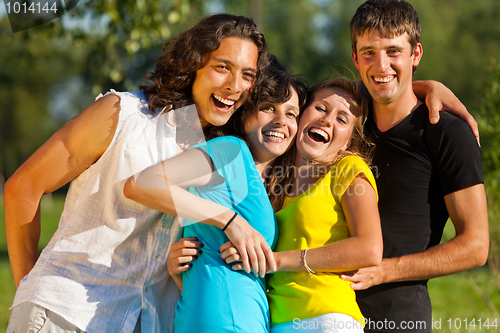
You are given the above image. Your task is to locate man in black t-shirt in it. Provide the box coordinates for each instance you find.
[341,1,489,332]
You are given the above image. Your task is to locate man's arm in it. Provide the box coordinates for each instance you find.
[4,94,120,288]
[341,184,489,289]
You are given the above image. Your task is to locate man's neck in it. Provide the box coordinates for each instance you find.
[373,92,422,132]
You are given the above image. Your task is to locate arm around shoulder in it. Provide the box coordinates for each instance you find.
[274,175,382,273]
[412,80,479,143]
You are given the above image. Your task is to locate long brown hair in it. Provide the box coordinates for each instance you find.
[140,14,268,113]
[268,77,374,212]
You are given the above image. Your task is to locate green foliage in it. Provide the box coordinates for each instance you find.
[412,0,500,109]
[0,0,204,184]
[479,62,500,187]
[0,17,79,181]
[62,0,204,92]
[477,61,500,315]
[0,194,66,331]
[219,0,365,83]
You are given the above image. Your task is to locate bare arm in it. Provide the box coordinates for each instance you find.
[124,148,231,226]
[4,94,120,287]
[123,148,277,277]
[341,184,489,290]
[222,176,382,273]
[274,177,382,272]
[412,80,479,143]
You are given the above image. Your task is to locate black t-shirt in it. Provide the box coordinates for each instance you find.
[356,104,483,332]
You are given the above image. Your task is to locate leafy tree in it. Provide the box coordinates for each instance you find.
[0,18,78,189]
[0,0,203,188]
[411,0,500,107]
[474,62,500,319]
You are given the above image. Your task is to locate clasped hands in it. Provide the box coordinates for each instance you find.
[167,238,386,290]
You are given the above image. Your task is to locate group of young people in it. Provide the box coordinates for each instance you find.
[5,1,488,333]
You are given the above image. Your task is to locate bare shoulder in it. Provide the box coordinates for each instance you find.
[8,94,122,194]
[67,93,121,142]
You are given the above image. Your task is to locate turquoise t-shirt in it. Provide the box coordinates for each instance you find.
[174,136,277,333]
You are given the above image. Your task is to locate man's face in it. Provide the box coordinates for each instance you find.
[351,30,422,107]
[192,37,258,128]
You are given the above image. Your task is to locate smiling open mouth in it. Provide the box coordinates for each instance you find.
[373,76,395,83]
[212,94,236,111]
[263,130,285,141]
[308,127,330,144]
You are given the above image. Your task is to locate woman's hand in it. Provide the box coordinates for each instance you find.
[167,237,203,290]
[220,240,276,276]
[413,80,480,144]
[220,241,242,268]
[221,215,277,278]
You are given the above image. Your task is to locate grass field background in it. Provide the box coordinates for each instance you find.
[0,194,499,332]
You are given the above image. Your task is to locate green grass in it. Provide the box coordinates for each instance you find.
[429,269,500,332]
[428,221,500,332]
[1,196,499,333]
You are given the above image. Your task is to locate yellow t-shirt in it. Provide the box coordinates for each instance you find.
[267,155,378,325]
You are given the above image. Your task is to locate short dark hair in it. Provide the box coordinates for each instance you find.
[350,0,421,55]
[141,14,268,113]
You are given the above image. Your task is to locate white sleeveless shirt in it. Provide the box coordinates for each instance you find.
[12,91,183,333]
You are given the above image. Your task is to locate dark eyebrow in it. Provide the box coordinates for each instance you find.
[387,45,404,51]
[358,46,374,53]
[359,45,404,52]
[213,58,257,74]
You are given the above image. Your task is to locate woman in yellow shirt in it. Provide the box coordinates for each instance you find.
[223,77,382,333]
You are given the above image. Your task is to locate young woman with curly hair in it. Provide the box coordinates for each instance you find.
[5,14,272,333]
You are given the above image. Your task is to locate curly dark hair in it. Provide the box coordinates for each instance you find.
[140,14,268,113]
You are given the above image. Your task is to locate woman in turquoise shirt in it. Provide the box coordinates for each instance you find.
[124,57,307,332]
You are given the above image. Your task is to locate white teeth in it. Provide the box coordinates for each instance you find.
[309,128,330,142]
[374,76,394,83]
[264,130,285,140]
[213,94,235,106]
